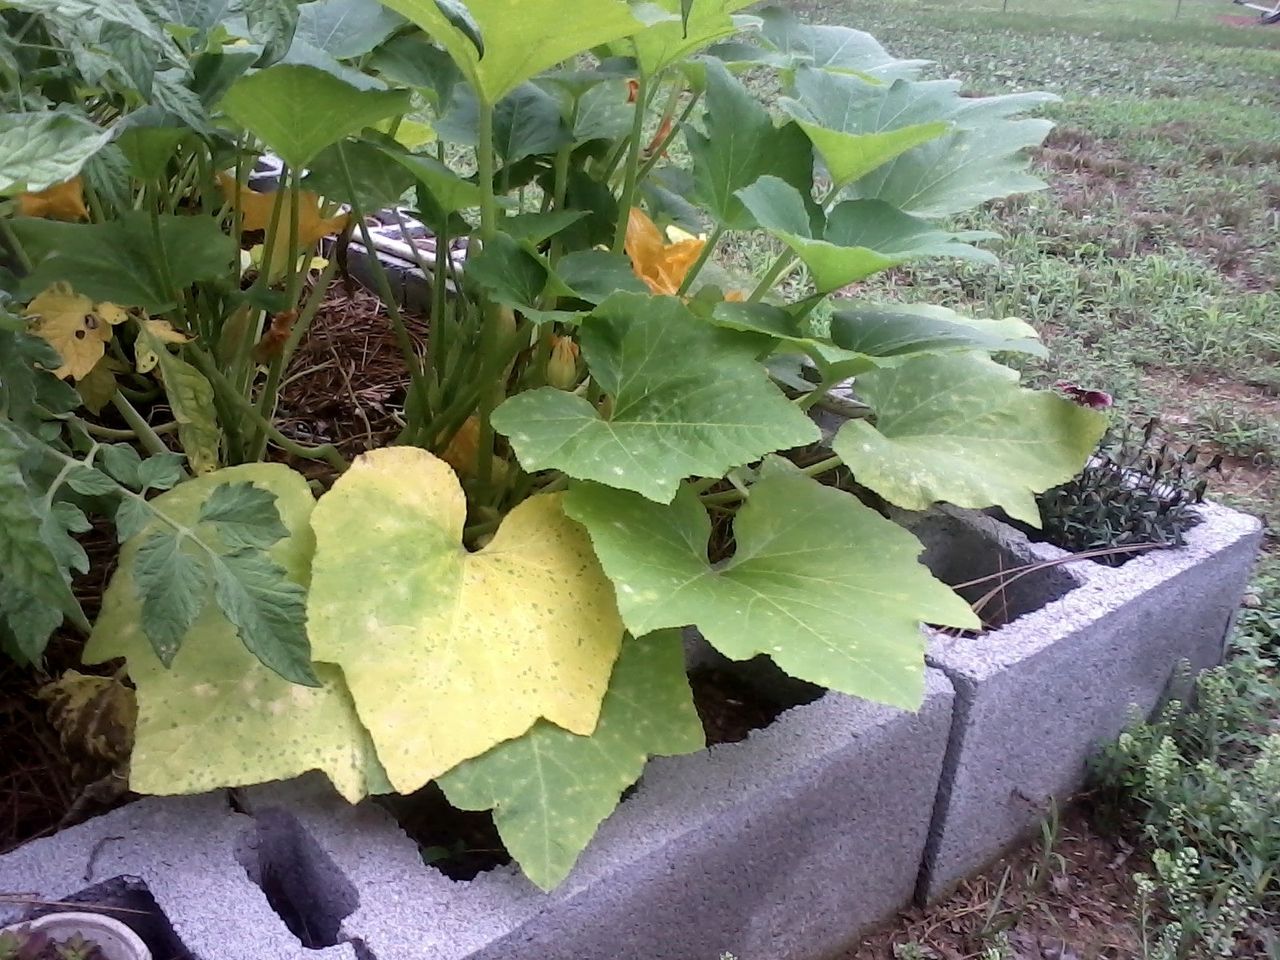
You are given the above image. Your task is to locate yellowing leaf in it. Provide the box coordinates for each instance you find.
[625,207,704,296]
[84,464,388,802]
[17,177,89,221]
[24,283,126,380]
[307,447,624,793]
[218,172,349,247]
[38,669,136,768]
[137,324,220,474]
[134,318,191,374]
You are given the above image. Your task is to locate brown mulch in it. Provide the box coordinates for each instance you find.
[0,524,120,855]
[844,807,1145,960]
[275,281,427,460]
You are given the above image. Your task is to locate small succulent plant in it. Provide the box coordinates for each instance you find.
[0,927,108,960]
[1037,416,1220,565]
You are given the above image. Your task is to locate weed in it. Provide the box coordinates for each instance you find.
[1092,624,1280,958]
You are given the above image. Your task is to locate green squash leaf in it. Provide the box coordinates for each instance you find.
[492,292,819,503]
[756,5,926,79]
[708,300,877,378]
[685,59,813,231]
[738,176,996,294]
[779,68,948,188]
[307,447,624,793]
[552,250,648,304]
[439,630,704,890]
[305,139,416,211]
[365,32,461,109]
[379,0,643,103]
[831,353,1107,527]
[627,0,755,76]
[828,302,1046,360]
[84,463,387,802]
[243,0,301,65]
[564,461,977,708]
[219,64,411,169]
[12,212,234,313]
[0,112,117,195]
[466,232,550,310]
[850,119,1053,219]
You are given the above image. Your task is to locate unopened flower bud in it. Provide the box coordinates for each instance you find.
[546,336,580,390]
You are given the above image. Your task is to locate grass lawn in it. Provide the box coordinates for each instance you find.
[766,1,1280,956]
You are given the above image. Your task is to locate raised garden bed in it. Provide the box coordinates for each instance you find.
[0,495,1259,959]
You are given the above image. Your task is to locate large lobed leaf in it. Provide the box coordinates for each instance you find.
[379,0,644,103]
[565,460,977,709]
[850,119,1054,219]
[84,464,388,802]
[439,630,704,890]
[493,292,819,503]
[755,5,928,80]
[11,212,234,313]
[627,0,757,77]
[685,59,813,231]
[832,353,1107,527]
[739,176,996,294]
[219,64,410,169]
[306,447,624,793]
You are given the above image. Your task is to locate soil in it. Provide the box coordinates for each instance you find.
[689,664,796,746]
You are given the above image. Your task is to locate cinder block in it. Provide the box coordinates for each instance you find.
[0,669,954,960]
[0,793,357,959]
[242,668,956,960]
[911,501,1262,900]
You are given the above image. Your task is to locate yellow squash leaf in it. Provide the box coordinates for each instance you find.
[25,283,127,380]
[307,447,624,793]
[625,207,705,297]
[18,177,89,221]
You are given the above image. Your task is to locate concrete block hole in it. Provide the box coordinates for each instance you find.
[909,510,1082,630]
[23,876,192,960]
[235,808,358,950]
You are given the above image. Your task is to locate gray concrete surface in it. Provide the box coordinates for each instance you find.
[0,672,954,960]
[910,501,1262,900]
[0,792,356,959]
[242,669,955,960]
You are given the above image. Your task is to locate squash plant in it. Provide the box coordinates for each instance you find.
[0,0,1107,889]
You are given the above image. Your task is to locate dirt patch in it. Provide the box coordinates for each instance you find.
[1138,370,1280,525]
[1218,13,1273,26]
[843,808,1144,960]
